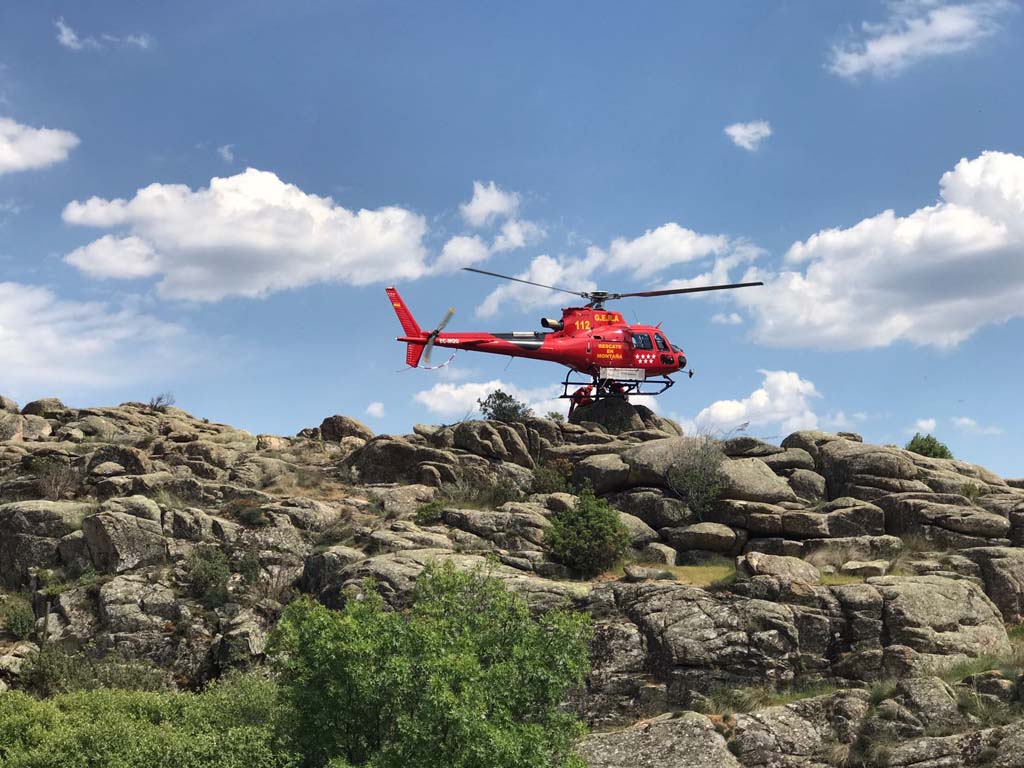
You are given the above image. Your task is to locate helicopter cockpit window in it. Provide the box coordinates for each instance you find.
[654,334,669,352]
[632,332,653,350]
[671,344,681,353]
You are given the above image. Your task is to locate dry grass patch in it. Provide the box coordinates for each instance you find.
[819,573,866,586]
[598,557,737,588]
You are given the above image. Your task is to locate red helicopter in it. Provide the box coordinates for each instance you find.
[387,267,762,400]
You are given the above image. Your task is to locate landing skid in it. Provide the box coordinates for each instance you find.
[559,370,676,399]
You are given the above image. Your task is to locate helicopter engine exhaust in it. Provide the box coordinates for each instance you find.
[541,317,564,331]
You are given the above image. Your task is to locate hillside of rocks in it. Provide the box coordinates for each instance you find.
[2,393,1024,767]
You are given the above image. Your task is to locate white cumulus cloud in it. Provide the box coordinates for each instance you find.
[604,223,732,279]
[735,151,1024,349]
[0,117,79,175]
[413,379,562,419]
[952,416,1003,435]
[724,120,772,151]
[492,218,545,253]
[912,417,938,432]
[65,235,161,279]
[693,370,821,435]
[366,402,385,418]
[828,1,1012,79]
[459,181,520,227]
[433,235,491,273]
[63,168,432,301]
[0,282,180,396]
[711,312,743,325]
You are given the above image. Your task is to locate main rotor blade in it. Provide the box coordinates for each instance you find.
[618,281,764,298]
[462,267,584,297]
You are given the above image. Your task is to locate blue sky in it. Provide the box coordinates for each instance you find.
[1,1,1023,475]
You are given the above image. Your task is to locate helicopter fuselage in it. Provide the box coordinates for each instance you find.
[393,298,687,379]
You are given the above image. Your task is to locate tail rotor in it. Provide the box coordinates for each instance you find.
[423,307,455,365]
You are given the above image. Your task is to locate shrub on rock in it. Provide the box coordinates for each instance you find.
[477,389,533,422]
[666,434,726,519]
[2,597,35,640]
[546,485,631,578]
[188,544,231,608]
[905,432,953,459]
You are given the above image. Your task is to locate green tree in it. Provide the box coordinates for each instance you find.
[270,562,591,768]
[477,389,533,422]
[905,432,954,459]
[545,485,631,578]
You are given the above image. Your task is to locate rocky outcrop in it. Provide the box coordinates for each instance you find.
[3,397,1024,761]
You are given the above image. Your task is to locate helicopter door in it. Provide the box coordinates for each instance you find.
[631,332,655,367]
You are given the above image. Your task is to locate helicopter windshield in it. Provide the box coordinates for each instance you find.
[671,344,681,353]
[654,334,669,352]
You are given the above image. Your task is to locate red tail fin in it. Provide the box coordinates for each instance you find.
[406,343,425,368]
[386,286,422,337]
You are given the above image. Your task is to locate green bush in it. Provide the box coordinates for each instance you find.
[237,548,263,585]
[188,545,231,608]
[477,389,533,422]
[666,434,726,520]
[545,485,631,578]
[2,597,36,640]
[271,562,591,768]
[0,674,294,768]
[437,473,523,509]
[23,646,168,698]
[414,498,446,525]
[905,432,953,459]
[531,457,574,494]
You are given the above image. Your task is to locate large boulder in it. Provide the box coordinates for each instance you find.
[728,690,871,767]
[619,583,804,701]
[868,575,1010,674]
[878,493,1011,547]
[345,436,418,483]
[569,398,645,434]
[21,397,67,419]
[663,522,739,554]
[818,439,931,501]
[578,712,740,768]
[443,506,550,551]
[319,414,374,442]
[736,551,821,583]
[0,412,23,441]
[0,500,94,588]
[961,546,1024,622]
[574,454,631,494]
[82,511,167,573]
[0,395,18,412]
[452,421,534,469]
[719,458,799,503]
